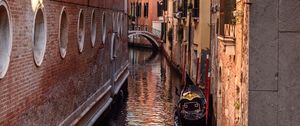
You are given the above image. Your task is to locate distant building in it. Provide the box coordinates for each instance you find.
[162,0,211,85]
[128,0,163,32]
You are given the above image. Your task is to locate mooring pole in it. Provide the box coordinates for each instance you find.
[195,55,200,85]
[182,44,187,85]
[205,54,210,124]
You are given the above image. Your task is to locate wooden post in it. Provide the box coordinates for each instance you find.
[205,54,210,124]
[181,44,187,85]
[195,55,200,85]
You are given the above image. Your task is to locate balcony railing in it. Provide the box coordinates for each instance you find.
[218,24,236,55]
[224,24,235,38]
[128,24,162,38]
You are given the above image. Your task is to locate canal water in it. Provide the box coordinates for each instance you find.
[101,47,183,126]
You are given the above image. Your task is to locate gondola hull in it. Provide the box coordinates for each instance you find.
[175,84,207,126]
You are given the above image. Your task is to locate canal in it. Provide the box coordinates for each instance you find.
[100,47,183,126]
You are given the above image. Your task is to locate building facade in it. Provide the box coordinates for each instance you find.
[127,0,162,30]
[210,0,300,126]
[162,0,211,85]
[0,0,128,125]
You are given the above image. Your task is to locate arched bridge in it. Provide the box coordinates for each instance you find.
[128,30,163,49]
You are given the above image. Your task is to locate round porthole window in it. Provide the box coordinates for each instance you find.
[110,33,118,61]
[59,7,68,58]
[91,9,96,47]
[78,9,85,53]
[118,13,122,36]
[113,12,118,31]
[0,1,12,79]
[33,7,47,67]
[101,12,106,44]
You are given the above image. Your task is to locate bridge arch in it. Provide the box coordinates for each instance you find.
[128,31,161,49]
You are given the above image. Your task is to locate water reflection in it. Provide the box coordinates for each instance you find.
[103,47,182,126]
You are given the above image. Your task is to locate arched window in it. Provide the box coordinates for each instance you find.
[0,1,12,79]
[78,9,85,52]
[33,7,47,66]
[59,7,68,58]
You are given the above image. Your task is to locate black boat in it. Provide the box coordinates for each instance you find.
[174,75,206,126]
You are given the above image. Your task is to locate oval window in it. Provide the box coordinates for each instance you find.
[91,9,96,47]
[111,33,118,61]
[33,7,47,67]
[59,7,68,58]
[78,9,85,52]
[101,12,106,44]
[118,13,123,36]
[0,1,12,79]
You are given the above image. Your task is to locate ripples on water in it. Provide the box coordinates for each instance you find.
[102,47,182,126]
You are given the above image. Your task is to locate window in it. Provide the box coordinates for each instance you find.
[118,13,123,35]
[111,33,118,60]
[130,3,133,17]
[102,12,107,44]
[182,0,188,17]
[0,1,12,78]
[91,9,96,47]
[219,0,236,37]
[136,2,142,17]
[59,7,68,58]
[157,2,163,17]
[163,0,168,11]
[33,7,47,66]
[192,0,199,17]
[144,3,149,17]
[77,10,85,52]
[135,2,138,17]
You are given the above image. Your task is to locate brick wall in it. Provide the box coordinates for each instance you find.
[211,0,249,126]
[128,0,160,28]
[0,0,128,125]
[212,0,300,126]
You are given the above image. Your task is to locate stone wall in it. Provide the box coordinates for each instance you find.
[211,0,249,126]
[249,0,300,125]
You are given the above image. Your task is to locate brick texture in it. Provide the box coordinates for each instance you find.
[0,0,128,125]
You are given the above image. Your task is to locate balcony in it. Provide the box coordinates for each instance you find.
[218,24,236,55]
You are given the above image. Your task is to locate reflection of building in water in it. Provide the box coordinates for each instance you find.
[126,48,181,125]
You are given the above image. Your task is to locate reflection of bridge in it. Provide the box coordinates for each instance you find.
[128,30,163,49]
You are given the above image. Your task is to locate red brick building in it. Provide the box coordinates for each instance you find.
[0,0,128,125]
[127,0,162,30]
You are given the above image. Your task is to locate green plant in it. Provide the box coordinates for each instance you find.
[234,100,240,110]
[128,15,135,20]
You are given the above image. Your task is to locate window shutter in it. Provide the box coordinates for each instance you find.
[192,0,199,17]
[183,0,188,17]
[163,0,168,11]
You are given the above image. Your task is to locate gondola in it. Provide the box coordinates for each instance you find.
[174,74,206,126]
